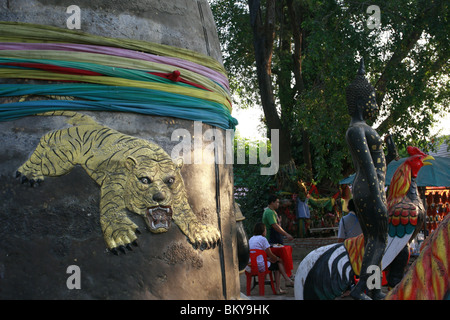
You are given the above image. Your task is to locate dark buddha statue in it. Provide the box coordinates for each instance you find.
[345,59,388,300]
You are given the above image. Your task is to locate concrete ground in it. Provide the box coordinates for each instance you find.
[239,260,300,300]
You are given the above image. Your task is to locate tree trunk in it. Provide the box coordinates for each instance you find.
[286,0,312,176]
[248,0,292,166]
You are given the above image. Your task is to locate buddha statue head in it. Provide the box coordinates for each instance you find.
[346,58,378,120]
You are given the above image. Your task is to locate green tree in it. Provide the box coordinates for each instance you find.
[232,134,276,234]
[210,0,449,190]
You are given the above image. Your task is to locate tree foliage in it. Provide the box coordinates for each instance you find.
[232,134,276,234]
[210,0,449,190]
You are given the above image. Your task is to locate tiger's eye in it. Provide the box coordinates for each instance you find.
[139,177,151,184]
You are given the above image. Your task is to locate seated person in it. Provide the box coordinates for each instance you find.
[246,222,294,294]
[337,199,362,242]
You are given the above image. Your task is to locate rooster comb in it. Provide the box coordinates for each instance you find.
[407,146,426,157]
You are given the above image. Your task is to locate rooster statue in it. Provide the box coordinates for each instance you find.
[294,146,434,300]
[384,211,450,300]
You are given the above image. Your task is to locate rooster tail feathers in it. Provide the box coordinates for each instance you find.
[296,243,354,300]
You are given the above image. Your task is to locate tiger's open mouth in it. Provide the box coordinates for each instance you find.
[146,206,173,233]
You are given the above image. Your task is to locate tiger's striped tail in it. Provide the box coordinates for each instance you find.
[34,111,98,126]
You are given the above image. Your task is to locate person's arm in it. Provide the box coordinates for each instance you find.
[265,247,280,263]
[271,223,294,241]
[337,219,345,242]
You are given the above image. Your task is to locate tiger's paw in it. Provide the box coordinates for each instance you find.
[101,216,140,255]
[15,170,44,187]
[188,223,221,250]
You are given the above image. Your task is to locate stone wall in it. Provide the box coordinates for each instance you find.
[287,237,339,260]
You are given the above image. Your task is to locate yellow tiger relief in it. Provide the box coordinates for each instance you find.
[16,111,221,254]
